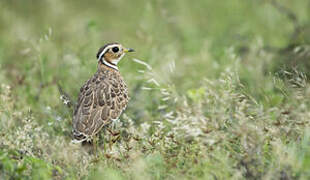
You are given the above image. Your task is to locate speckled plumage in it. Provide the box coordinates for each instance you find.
[72,43,133,142]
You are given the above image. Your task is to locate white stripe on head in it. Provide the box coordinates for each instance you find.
[98,44,118,62]
[97,44,120,70]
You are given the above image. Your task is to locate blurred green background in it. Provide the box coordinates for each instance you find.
[0,0,309,114]
[0,0,310,179]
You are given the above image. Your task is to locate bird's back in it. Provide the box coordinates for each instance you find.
[72,66,129,142]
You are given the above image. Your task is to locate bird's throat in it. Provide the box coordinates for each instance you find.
[101,59,118,71]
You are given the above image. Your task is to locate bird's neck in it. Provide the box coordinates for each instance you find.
[98,60,118,72]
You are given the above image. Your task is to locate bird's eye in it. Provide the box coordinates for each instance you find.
[112,47,119,53]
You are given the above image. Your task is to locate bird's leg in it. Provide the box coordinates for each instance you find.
[92,136,97,155]
[92,135,101,159]
[107,128,120,150]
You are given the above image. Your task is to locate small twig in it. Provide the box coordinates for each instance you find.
[261,0,308,54]
[270,0,302,41]
[270,0,298,25]
[57,83,76,110]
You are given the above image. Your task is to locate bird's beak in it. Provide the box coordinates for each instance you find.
[124,48,135,53]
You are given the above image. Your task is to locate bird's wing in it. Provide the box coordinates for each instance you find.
[72,72,128,141]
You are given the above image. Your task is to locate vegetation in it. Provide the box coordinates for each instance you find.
[0,0,310,179]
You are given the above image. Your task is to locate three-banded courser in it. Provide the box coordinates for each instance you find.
[72,42,134,143]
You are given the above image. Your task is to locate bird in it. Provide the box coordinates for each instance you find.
[72,42,134,143]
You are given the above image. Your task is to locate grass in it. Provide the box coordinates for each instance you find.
[0,0,310,179]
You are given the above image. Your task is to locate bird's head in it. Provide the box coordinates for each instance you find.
[96,42,134,70]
